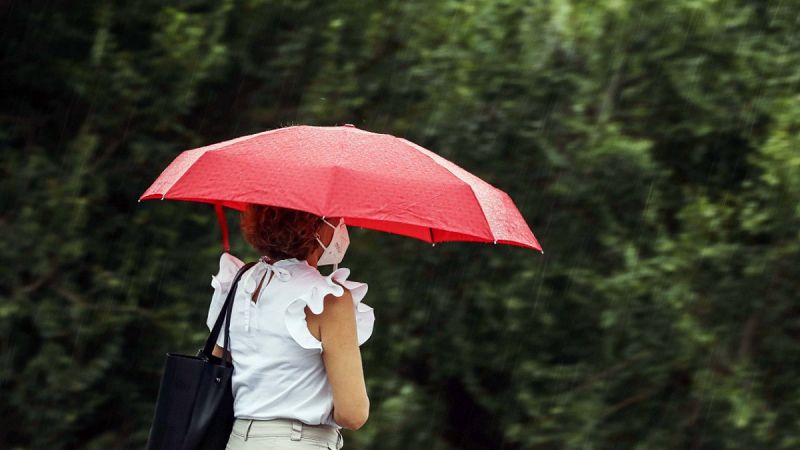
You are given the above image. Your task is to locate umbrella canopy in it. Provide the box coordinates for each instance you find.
[139,124,542,253]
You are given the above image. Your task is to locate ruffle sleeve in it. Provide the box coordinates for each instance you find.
[284,267,374,352]
[207,252,245,347]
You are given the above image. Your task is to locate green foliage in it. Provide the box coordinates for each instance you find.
[1,0,798,449]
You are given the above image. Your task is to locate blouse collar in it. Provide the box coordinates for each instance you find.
[260,256,308,267]
[242,257,304,296]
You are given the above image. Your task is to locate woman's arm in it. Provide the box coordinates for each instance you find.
[319,288,370,430]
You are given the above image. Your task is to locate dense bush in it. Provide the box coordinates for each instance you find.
[1,1,798,448]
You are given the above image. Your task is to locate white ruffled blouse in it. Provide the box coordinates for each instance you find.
[206,252,374,427]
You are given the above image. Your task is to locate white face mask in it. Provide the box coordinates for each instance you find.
[314,217,350,268]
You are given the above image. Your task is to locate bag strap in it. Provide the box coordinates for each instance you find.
[202,261,256,362]
[221,261,252,364]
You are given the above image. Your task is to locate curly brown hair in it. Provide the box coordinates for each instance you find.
[239,204,323,261]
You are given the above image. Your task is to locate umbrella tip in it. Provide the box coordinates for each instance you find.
[343,123,356,128]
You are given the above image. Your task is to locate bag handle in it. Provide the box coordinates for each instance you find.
[201,261,256,363]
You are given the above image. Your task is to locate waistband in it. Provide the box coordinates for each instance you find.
[232,417,342,446]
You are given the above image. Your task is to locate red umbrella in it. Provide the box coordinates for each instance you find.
[139,124,542,254]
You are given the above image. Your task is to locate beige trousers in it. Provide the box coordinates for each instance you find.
[225,418,344,450]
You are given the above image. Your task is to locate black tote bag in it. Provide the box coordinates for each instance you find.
[146,261,256,450]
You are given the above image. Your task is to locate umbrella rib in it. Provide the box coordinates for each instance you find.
[159,151,217,200]
[401,138,496,241]
[155,127,303,200]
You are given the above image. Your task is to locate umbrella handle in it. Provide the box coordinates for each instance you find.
[214,203,231,253]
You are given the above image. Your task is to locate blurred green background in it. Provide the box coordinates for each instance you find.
[2,1,799,449]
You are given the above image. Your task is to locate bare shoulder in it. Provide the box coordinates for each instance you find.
[316,288,358,355]
[305,281,352,339]
[319,284,353,319]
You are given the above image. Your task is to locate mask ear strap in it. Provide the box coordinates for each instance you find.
[320,216,337,229]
